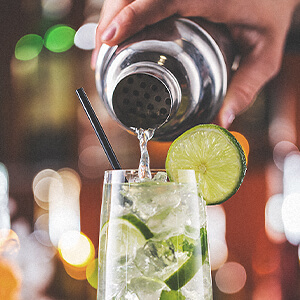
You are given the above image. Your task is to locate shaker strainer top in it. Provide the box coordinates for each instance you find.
[112,73,172,130]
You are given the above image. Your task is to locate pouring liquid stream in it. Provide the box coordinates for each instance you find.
[136,128,155,180]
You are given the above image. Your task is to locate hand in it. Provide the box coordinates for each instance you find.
[91,0,299,128]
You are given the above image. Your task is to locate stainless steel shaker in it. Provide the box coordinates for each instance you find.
[95,17,236,141]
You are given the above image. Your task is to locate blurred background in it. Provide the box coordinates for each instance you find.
[0,1,300,299]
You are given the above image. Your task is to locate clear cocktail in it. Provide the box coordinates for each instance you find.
[97,169,213,300]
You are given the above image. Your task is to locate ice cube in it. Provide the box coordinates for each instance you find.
[147,190,201,238]
[147,204,187,238]
[127,277,165,300]
[152,172,168,182]
[99,259,142,299]
[134,239,176,278]
[134,237,192,284]
[122,183,182,220]
[114,288,139,300]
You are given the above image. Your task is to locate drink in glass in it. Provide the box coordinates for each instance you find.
[97,169,212,300]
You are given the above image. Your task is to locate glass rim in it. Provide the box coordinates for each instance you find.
[104,169,166,174]
[103,169,201,186]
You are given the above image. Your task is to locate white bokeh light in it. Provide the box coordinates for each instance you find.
[215,262,247,294]
[282,152,300,245]
[265,194,286,243]
[48,169,81,247]
[207,205,228,270]
[283,151,300,196]
[282,193,300,245]
[74,23,97,50]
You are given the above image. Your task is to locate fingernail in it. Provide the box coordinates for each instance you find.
[101,24,117,42]
[223,109,235,128]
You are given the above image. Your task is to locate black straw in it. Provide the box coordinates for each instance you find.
[76,87,122,170]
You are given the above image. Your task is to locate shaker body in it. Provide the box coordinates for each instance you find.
[95,17,236,141]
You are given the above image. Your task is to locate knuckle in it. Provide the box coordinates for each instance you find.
[234,84,257,109]
[122,3,140,22]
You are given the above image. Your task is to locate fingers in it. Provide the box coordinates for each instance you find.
[91,0,234,69]
[101,0,178,44]
[91,0,134,69]
[91,0,181,69]
[217,36,284,128]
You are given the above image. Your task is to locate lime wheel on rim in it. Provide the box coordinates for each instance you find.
[166,124,247,205]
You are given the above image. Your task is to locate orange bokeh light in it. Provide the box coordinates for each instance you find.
[58,231,95,280]
[0,229,20,256]
[230,131,250,164]
[0,258,22,300]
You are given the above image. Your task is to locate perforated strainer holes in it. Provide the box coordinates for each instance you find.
[112,73,172,129]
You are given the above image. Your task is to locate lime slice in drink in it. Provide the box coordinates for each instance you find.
[164,228,208,291]
[166,124,247,205]
[160,290,186,300]
[99,214,153,262]
[121,214,154,240]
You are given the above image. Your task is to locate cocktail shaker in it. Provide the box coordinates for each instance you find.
[95,17,236,141]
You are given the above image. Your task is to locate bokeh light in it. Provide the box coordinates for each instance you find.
[252,230,281,276]
[58,231,94,267]
[273,141,298,171]
[44,25,75,53]
[0,163,9,196]
[282,151,300,245]
[58,168,82,198]
[283,151,300,195]
[265,194,286,244]
[0,258,22,300]
[215,261,247,294]
[49,168,81,247]
[0,229,20,256]
[74,23,97,50]
[33,213,52,247]
[282,193,300,245]
[58,231,95,280]
[86,258,98,289]
[269,117,297,147]
[206,205,228,270]
[12,229,56,297]
[42,0,73,19]
[209,239,228,271]
[33,168,82,247]
[10,56,39,78]
[230,131,250,164]
[15,34,44,61]
[252,278,282,300]
[0,163,10,231]
[207,205,226,240]
[78,144,109,179]
[32,169,61,210]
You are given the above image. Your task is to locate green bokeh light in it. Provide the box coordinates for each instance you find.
[15,34,44,61]
[86,258,98,289]
[44,25,75,53]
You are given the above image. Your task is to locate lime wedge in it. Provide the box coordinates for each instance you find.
[160,290,186,300]
[164,228,208,290]
[99,214,153,261]
[121,214,154,240]
[166,124,247,205]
